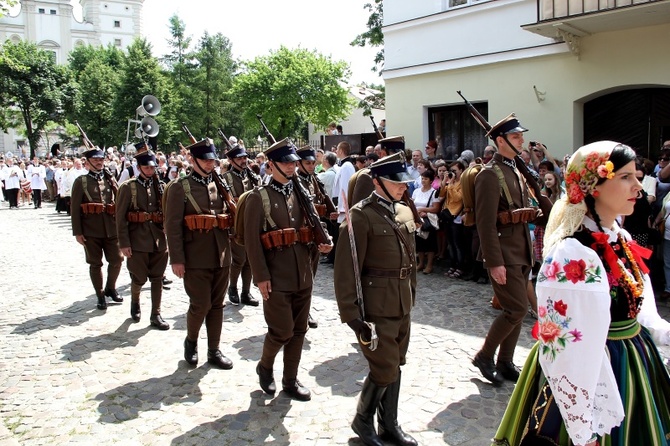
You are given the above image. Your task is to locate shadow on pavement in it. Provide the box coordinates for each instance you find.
[308,350,368,397]
[169,393,292,445]
[59,318,151,361]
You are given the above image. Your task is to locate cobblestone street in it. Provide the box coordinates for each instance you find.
[1,202,668,445]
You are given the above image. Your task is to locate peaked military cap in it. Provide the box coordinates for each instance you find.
[225,143,248,159]
[187,139,218,160]
[83,147,105,159]
[134,141,157,167]
[266,138,300,162]
[297,145,316,161]
[369,151,412,183]
[378,135,405,154]
[486,113,528,139]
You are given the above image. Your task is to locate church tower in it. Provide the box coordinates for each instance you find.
[79,0,144,48]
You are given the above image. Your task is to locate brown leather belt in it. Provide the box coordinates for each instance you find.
[497,207,539,225]
[261,227,314,250]
[127,211,163,223]
[184,214,233,232]
[362,267,412,279]
[81,203,116,215]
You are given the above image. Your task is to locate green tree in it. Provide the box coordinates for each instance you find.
[0,0,17,18]
[162,14,193,83]
[113,38,179,151]
[75,58,121,147]
[0,41,76,158]
[232,46,353,139]
[69,44,123,82]
[351,0,384,74]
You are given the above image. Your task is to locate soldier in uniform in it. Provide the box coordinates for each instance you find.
[296,145,338,329]
[471,114,534,386]
[164,139,235,369]
[71,147,123,310]
[334,152,418,446]
[348,136,406,206]
[115,143,170,330]
[222,143,260,307]
[243,138,332,401]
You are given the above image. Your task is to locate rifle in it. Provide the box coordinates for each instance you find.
[180,123,237,220]
[457,90,552,224]
[75,121,118,197]
[370,116,384,140]
[256,115,332,246]
[218,128,260,187]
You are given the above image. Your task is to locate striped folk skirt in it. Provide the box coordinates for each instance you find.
[493,320,670,446]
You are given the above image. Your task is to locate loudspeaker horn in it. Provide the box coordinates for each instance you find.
[136,95,161,117]
[140,117,159,137]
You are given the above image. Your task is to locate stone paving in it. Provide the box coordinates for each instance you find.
[0,201,668,445]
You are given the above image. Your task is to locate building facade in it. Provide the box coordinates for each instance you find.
[383,0,670,160]
[0,0,144,156]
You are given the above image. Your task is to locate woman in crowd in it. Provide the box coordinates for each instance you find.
[494,141,670,446]
[435,162,449,261]
[412,169,441,274]
[440,160,467,278]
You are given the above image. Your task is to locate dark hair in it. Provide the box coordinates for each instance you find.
[356,155,367,164]
[421,169,435,182]
[367,153,379,162]
[538,160,554,172]
[584,144,637,232]
[417,159,431,170]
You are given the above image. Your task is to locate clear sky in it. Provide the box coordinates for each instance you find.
[14,0,382,85]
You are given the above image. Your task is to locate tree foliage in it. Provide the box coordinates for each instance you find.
[232,46,353,139]
[351,0,384,74]
[0,40,76,158]
[0,0,17,19]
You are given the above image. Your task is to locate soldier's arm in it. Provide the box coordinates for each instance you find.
[70,177,84,237]
[115,182,132,249]
[474,169,504,267]
[334,207,369,324]
[164,180,187,265]
[243,192,272,284]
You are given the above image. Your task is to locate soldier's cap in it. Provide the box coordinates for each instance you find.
[134,141,157,167]
[369,151,412,183]
[266,138,300,162]
[297,145,316,161]
[225,144,248,159]
[485,113,528,139]
[378,135,405,154]
[83,147,105,159]
[187,139,218,160]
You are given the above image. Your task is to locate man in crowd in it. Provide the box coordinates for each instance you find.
[472,114,534,386]
[334,152,418,446]
[164,139,235,370]
[324,141,356,265]
[222,141,260,307]
[243,138,332,401]
[115,143,170,330]
[71,147,123,310]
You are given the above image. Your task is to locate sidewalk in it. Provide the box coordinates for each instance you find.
[0,202,667,445]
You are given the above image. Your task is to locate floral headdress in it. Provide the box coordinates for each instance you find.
[543,141,624,257]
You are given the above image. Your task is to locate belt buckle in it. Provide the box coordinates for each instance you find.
[399,268,408,279]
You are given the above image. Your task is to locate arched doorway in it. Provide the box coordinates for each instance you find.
[584,87,670,160]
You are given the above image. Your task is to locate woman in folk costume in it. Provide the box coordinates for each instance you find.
[493,141,670,446]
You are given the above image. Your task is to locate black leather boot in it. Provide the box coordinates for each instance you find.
[104,287,123,303]
[256,363,276,395]
[308,313,318,329]
[351,376,386,446]
[228,286,240,305]
[281,378,311,401]
[240,290,259,306]
[184,338,198,365]
[96,290,107,310]
[130,301,141,322]
[377,370,418,446]
[150,314,170,330]
[207,349,233,370]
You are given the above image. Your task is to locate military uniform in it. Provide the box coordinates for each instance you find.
[244,139,322,402]
[348,136,406,207]
[164,139,234,369]
[472,114,534,386]
[71,148,123,310]
[334,152,418,446]
[223,144,260,306]
[115,145,170,330]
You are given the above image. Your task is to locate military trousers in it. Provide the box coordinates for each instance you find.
[361,313,411,387]
[183,267,229,350]
[229,241,252,291]
[126,250,168,286]
[481,264,531,363]
[259,286,312,381]
[83,236,122,293]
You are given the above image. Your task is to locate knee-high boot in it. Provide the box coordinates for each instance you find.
[149,279,169,330]
[377,370,417,446]
[351,375,387,446]
[130,282,142,322]
[90,266,106,310]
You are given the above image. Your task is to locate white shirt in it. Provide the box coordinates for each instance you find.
[118,165,140,184]
[332,159,356,222]
[27,164,46,190]
[4,165,21,189]
[317,167,337,198]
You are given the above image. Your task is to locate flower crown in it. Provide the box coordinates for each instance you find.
[564,151,614,204]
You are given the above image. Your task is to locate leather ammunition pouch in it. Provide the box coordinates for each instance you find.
[362,267,412,280]
[81,203,115,216]
[184,213,233,232]
[497,207,539,225]
[314,203,327,217]
[260,227,314,250]
[127,211,164,224]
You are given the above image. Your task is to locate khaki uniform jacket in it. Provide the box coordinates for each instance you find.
[348,168,374,206]
[71,173,116,238]
[164,175,232,268]
[223,168,254,199]
[474,153,533,268]
[334,194,417,323]
[115,178,167,252]
[243,183,317,291]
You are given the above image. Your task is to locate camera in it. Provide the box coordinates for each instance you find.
[447,171,455,179]
[529,141,537,148]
